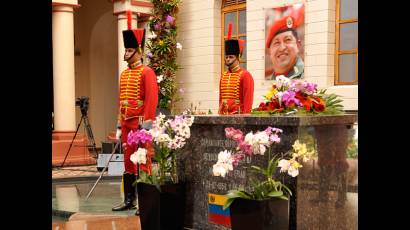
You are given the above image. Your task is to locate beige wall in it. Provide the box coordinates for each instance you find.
[74,0,117,147]
[173,0,223,114]
[174,0,357,113]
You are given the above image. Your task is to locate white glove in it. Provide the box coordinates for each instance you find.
[116,129,122,140]
[140,120,153,130]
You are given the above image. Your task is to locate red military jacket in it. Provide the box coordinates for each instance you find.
[219,67,254,114]
[118,64,158,122]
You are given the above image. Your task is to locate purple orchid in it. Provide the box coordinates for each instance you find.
[282,90,301,107]
[165,15,175,23]
[270,134,281,144]
[304,82,317,95]
[154,23,162,30]
[127,129,153,146]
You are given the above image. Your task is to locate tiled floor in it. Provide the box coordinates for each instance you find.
[52,165,142,230]
[52,165,104,179]
[52,215,140,230]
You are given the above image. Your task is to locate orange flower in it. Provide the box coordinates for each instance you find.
[311,96,325,112]
[295,92,312,111]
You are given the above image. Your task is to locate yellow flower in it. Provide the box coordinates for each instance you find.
[265,87,278,100]
[159,40,164,46]
[289,159,302,169]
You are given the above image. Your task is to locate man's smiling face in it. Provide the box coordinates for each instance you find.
[269,30,301,74]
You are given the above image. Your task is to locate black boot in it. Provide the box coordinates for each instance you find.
[112,173,137,211]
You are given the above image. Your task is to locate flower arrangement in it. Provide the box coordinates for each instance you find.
[147,0,182,111]
[128,129,153,167]
[128,113,194,189]
[253,75,344,115]
[212,127,314,209]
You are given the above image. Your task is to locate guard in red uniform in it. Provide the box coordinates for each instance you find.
[219,22,254,115]
[112,11,158,212]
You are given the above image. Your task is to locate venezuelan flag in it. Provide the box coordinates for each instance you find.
[208,193,231,227]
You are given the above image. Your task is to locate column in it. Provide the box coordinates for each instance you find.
[52,4,76,131]
[52,1,94,167]
[116,12,138,77]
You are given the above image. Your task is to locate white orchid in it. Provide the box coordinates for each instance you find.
[130,148,147,164]
[287,166,299,177]
[148,32,157,39]
[278,158,302,177]
[213,164,229,177]
[157,75,164,83]
[276,75,291,89]
[243,131,270,155]
[278,159,290,172]
[176,42,182,50]
[212,150,234,177]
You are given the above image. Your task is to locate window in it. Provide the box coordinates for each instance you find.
[222,0,246,72]
[335,0,358,85]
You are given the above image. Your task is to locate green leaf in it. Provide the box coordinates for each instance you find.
[281,184,292,196]
[223,198,235,210]
[267,190,283,197]
[277,195,289,200]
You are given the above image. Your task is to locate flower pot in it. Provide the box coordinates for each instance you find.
[230,198,289,230]
[137,182,186,230]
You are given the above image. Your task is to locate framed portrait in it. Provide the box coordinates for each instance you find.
[265,3,305,80]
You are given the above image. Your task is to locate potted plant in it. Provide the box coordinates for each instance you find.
[128,113,194,230]
[212,127,314,230]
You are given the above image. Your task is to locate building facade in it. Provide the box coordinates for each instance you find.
[51,0,357,164]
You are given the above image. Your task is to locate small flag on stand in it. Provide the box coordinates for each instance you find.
[208,193,231,227]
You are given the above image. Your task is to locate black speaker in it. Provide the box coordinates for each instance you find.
[101,141,121,154]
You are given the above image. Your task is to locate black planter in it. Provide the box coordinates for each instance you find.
[230,198,289,230]
[137,182,186,230]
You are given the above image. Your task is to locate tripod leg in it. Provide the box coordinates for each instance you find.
[60,116,83,168]
[83,115,98,157]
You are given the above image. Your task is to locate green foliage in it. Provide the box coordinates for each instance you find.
[136,170,161,192]
[223,156,291,209]
[346,130,358,159]
[317,89,344,114]
[147,0,182,111]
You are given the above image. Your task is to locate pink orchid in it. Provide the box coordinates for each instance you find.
[225,127,244,143]
[127,129,153,146]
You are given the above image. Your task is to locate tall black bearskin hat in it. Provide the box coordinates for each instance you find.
[224,21,245,56]
[122,11,145,50]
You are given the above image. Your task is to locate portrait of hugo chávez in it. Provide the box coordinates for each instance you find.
[265,3,305,80]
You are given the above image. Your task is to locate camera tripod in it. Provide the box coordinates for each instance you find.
[59,112,99,168]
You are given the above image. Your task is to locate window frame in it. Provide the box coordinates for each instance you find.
[221,1,246,72]
[335,0,358,85]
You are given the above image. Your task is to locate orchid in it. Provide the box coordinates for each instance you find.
[127,129,153,147]
[176,42,182,50]
[166,15,175,23]
[212,126,313,209]
[147,32,157,39]
[157,75,164,83]
[139,113,194,185]
[154,23,162,30]
[130,148,147,165]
